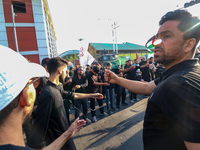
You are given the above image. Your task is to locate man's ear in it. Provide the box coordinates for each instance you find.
[58,68,62,75]
[19,88,31,107]
[184,38,196,53]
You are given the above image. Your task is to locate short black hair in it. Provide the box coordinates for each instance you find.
[41,57,50,68]
[47,57,68,75]
[92,66,100,73]
[106,62,111,66]
[159,9,200,53]
[0,95,19,125]
[78,66,83,70]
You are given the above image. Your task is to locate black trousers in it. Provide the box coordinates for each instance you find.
[115,84,122,107]
[122,87,126,103]
[129,91,137,100]
[74,99,88,119]
[90,98,104,117]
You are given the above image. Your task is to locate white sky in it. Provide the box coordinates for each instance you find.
[47,0,200,55]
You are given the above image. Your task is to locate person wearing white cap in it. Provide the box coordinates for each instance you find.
[0,45,86,150]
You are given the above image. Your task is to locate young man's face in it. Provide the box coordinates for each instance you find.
[135,59,139,64]
[128,60,132,66]
[154,20,186,68]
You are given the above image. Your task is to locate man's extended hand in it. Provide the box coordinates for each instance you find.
[75,85,81,90]
[68,117,86,138]
[103,82,110,86]
[92,93,104,99]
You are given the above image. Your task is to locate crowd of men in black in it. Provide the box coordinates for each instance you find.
[46,56,166,122]
[23,55,166,148]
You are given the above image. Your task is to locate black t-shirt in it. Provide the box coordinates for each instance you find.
[142,66,151,82]
[86,71,99,93]
[126,66,140,80]
[113,68,120,74]
[69,75,88,93]
[63,76,72,91]
[143,59,200,150]
[0,144,33,150]
[29,81,76,150]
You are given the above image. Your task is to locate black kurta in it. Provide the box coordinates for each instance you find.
[29,81,76,150]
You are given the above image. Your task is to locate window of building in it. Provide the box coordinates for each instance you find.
[12,2,26,13]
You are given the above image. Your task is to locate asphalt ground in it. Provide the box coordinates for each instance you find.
[24,90,149,150]
[70,91,149,150]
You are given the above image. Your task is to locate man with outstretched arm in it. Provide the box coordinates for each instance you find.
[104,9,200,150]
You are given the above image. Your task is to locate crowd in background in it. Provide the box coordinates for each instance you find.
[60,55,167,123]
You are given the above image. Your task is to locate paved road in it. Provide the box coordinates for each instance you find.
[70,94,148,150]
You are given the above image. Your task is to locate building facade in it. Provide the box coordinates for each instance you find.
[0,0,57,64]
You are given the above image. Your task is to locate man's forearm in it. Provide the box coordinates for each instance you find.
[74,93,94,99]
[79,80,88,88]
[43,130,72,150]
[93,82,106,86]
[115,77,156,95]
[120,67,132,73]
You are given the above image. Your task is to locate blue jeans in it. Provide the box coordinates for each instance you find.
[105,88,114,110]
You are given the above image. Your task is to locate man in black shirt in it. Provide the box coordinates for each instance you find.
[69,66,91,123]
[86,66,110,122]
[104,10,200,150]
[29,57,104,150]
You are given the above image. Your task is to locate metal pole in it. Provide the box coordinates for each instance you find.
[114,22,119,55]
[11,4,19,53]
[112,24,115,53]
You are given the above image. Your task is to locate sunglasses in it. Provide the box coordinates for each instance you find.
[145,35,162,51]
[14,77,40,108]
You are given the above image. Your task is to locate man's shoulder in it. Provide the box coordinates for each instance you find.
[82,75,87,79]
[86,71,93,77]
[0,144,33,150]
[40,84,59,99]
[158,65,200,89]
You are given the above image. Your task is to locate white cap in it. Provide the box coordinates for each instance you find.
[0,45,46,111]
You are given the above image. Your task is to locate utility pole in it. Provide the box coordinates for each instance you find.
[112,24,115,53]
[11,4,19,53]
[111,21,120,54]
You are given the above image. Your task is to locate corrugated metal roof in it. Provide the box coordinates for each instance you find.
[90,42,146,51]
